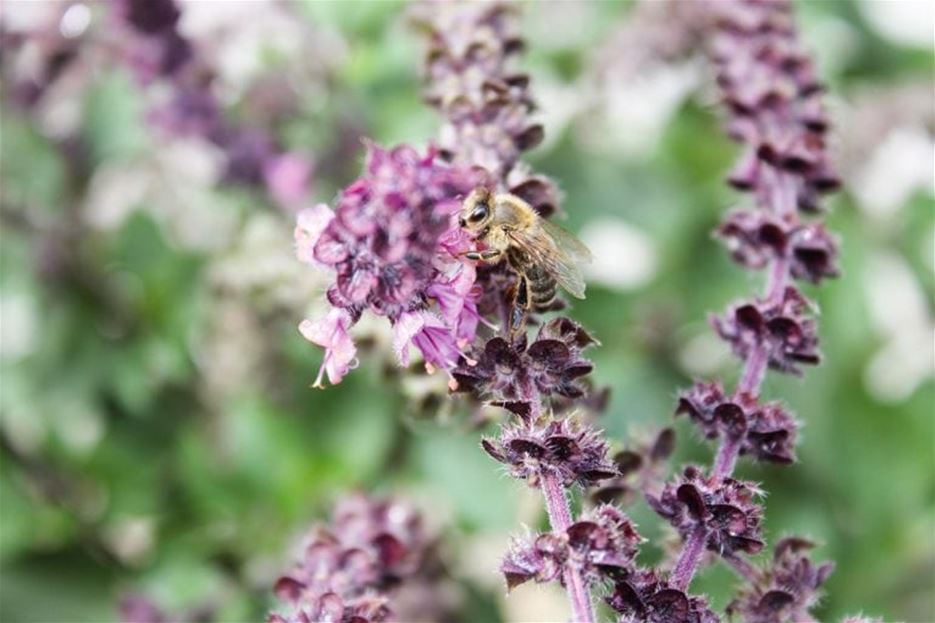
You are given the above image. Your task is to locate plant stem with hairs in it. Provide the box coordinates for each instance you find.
[660,0,844,609]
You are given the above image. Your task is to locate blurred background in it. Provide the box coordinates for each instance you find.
[1,1,932,621]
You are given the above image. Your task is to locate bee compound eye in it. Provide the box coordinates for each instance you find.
[470,203,489,222]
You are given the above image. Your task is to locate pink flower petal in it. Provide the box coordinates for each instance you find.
[394,310,462,372]
[392,311,426,368]
[295,203,335,266]
[299,308,357,387]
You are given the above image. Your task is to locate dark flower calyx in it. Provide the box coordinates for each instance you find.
[726,536,834,623]
[482,414,615,488]
[452,317,598,402]
[717,210,839,284]
[676,381,797,464]
[502,504,642,589]
[712,286,820,375]
[607,569,720,623]
[647,466,764,557]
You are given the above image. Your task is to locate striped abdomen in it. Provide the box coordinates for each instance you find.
[527,266,557,311]
[506,248,557,312]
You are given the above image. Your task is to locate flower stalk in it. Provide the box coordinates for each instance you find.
[541,471,597,623]
[660,0,843,610]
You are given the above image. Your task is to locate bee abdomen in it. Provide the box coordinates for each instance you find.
[528,269,557,311]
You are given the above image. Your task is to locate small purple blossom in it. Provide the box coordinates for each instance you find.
[298,142,484,384]
[607,569,720,623]
[716,210,839,284]
[298,308,358,388]
[451,317,598,402]
[648,466,765,558]
[393,310,462,371]
[310,143,474,316]
[677,382,798,464]
[412,2,557,216]
[502,504,642,589]
[726,537,834,623]
[712,286,820,375]
[711,0,840,214]
[482,414,616,489]
[269,494,431,623]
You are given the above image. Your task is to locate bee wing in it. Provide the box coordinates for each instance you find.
[509,218,592,299]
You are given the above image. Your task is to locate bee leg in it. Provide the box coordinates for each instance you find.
[464,249,502,262]
[508,275,531,342]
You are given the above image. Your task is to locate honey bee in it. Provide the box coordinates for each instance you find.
[458,187,592,338]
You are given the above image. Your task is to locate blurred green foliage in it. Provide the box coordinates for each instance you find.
[1,1,932,622]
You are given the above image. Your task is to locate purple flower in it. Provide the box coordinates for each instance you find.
[502,505,642,589]
[481,414,616,489]
[312,143,477,317]
[270,494,431,623]
[717,210,839,284]
[424,259,481,347]
[676,382,798,464]
[502,532,566,588]
[298,142,485,382]
[726,536,834,623]
[413,2,557,217]
[711,0,840,214]
[712,286,820,375]
[647,466,765,557]
[299,309,358,388]
[607,569,719,623]
[451,317,598,403]
[393,310,462,371]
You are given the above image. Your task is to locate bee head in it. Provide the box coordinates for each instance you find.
[459,187,492,233]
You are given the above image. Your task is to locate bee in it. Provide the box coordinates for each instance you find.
[458,187,592,338]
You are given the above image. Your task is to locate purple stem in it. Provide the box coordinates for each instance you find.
[765,255,789,303]
[541,471,595,623]
[671,164,796,591]
[736,343,769,397]
[669,525,707,591]
[712,432,743,481]
[520,376,594,623]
